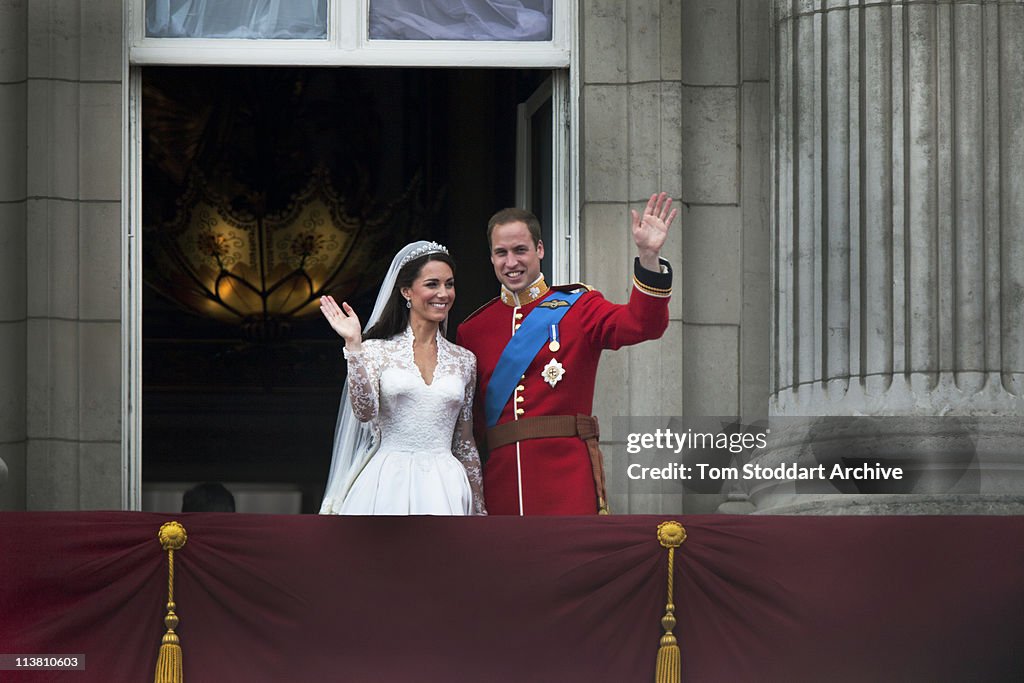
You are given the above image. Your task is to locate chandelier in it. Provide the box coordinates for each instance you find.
[144,166,422,339]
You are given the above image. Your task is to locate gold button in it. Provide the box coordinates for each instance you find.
[516,408,525,415]
[515,313,523,320]
[516,385,525,392]
[514,323,521,330]
[515,396,524,403]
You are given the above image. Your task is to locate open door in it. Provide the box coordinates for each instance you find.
[515,72,573,285]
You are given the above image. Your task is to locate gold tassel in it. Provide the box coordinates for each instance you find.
[155,521,187,683]
[655,521,686,683]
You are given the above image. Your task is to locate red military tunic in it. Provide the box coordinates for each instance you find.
[456,258,672,515]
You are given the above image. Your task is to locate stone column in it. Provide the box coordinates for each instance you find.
[23,0,123,509]
[756,0,1024,513]
[0,0,28,509]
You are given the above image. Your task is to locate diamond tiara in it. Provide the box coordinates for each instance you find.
[399,241,449,269]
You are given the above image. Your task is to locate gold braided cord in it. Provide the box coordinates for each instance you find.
[632,275,672,294]
[666,546,675,605]
[633,276,672,297]
[655,522,686,683]
[155,522,187,683]
[167,550,175,604]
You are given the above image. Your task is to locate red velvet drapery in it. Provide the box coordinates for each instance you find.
[2,512,1022,682]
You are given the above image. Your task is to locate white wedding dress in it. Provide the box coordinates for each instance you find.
[321,327,486,515]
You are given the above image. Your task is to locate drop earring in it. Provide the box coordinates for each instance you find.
[406,299,411,309]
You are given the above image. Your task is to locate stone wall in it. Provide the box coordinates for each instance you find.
[0,0,123,510]
[0,0,28,509]
[581,0,772,513]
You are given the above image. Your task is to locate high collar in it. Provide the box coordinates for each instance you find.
[403,323,444,345]
[500,275,549,308]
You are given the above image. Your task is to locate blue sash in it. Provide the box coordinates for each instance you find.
[485,290,585,428]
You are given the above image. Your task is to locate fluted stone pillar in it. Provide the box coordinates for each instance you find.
[754,0,1024,513]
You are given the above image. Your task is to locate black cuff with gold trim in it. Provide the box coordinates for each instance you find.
[633,257,673,296]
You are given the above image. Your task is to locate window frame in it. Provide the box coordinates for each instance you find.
[129,0,571,68]
[122,1,579,510]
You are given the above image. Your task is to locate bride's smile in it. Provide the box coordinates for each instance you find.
[403,260,455,324]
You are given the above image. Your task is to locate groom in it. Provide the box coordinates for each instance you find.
[456,193,677,515]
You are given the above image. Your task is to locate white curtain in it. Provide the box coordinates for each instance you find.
[369,0,552,41]
[146,0,328,39]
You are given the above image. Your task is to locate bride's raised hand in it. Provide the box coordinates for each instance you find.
[320,296,362,349]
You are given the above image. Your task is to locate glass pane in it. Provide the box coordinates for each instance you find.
[369,0,552,41]
[531,99,553,283]
[146,0,328,39]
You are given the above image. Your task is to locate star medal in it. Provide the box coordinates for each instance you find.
[548,323,560,352]
[542,358,565,388]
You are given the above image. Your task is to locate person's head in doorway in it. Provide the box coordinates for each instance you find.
[182,482,236,512]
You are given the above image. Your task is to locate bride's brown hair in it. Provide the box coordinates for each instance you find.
[363,252,455,341]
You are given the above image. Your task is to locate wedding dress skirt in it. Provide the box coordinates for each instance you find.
[321,327,485,515]
[338,445,471,515]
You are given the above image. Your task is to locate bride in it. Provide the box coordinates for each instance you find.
[318,241,486,515]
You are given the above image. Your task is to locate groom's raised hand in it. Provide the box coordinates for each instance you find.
[630,192,678,271]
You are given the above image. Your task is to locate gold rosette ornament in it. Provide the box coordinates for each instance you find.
[155,522,187,683]
[655,521,687,683]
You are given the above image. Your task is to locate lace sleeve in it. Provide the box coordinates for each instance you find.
[344,344,381,422]
[452,353,487,515]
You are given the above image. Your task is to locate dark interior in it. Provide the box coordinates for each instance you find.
[141,66,550,511]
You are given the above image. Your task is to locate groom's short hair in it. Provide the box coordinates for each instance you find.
[487,208,542,248]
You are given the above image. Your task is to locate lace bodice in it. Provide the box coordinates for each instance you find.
[344,327,486,514]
